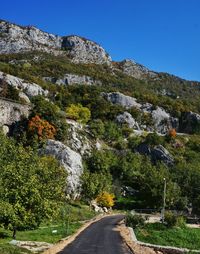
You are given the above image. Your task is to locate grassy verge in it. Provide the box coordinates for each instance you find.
[135,223,200,250]
[0,202,96,254]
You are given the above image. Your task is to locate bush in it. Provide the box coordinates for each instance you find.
[66,104,91,123]
[125,213,145,229]
[164,211,186,228]
[176,216,186,228]
[164,211,177,227]
[96,192,115,208]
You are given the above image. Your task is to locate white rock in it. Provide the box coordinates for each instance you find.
[0,98,30,126]
[0,20,112,65]
[42,140,83,198]
[18,92,31,103]
[102,92,141,109]
[0,71,48,98]
[2,125,9,135]
[116,112,140,130]
[119,59,158,80]
[43,73,102,86]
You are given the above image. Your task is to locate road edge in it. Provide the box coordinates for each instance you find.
[42,213,119,254]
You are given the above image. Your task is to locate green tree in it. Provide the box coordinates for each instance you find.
[0,132,67,238]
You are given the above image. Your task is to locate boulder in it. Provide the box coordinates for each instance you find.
[151,145,174,166]
[0,71,48,98]
[0,98,30,126]
[2,125,9,135]
[116,112,140,130]
[102,92,141,109]
[137,143,174,166]
[180,111,200,133]
[41,140,83,198]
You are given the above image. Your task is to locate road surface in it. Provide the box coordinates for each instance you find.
[58,215,132,254]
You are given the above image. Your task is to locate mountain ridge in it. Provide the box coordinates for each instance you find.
[1,19,199,82]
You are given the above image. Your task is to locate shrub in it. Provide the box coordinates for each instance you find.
[164,211,177,227]
[66,104,91,123]
[145,132,163,146]
[96,192,115,208]
[176,216,186,228]
[28,115,56,140]
[168,128,177,138]
[125,213,145,229]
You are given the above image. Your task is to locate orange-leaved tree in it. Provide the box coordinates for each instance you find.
[168,128,177,138]
[96,192,115,208]
[28,115,56,140]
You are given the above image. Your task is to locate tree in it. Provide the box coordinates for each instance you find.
[0,132,67,238]
[168,128,177,138]
[28,115,56,140]
[81,171,113,200]
[96,192,115,208]
[66,104,91,123]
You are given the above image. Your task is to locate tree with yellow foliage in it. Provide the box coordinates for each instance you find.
[96,192,115,208]
[66,104,91,124]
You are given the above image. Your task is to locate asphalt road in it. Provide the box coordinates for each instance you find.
[58,215,132,254]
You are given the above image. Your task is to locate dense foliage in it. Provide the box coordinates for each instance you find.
[0,132,67,238]
[0,51,200,219]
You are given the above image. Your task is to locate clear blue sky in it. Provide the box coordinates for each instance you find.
[1,0,200,81]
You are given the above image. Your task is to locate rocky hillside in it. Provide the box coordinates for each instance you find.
[0,20,111,64]
[1,20,200,213]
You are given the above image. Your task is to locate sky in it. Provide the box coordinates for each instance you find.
[1,0,200,81]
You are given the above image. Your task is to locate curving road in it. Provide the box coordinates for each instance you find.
[58,215,132,254]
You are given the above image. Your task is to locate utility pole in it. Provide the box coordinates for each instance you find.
[161,178,166,223]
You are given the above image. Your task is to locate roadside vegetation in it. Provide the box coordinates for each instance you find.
[136,223,200,250]
[1,51,200,253]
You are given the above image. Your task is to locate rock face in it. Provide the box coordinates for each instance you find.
[102,92,141,109]
[0,98,30,126]
[43,73,102,86]
[103,92,178,134]
[151,145,174,165]
[119,59,158,80]
[116,112,140,130]
[180,111,200,133]
[0,71,48,98]
[137,143,174,166]
[0,20,62,55]
[42,139,83,197]
[62,36,112,64]
[66,119,92,155]
[0,20,111,65]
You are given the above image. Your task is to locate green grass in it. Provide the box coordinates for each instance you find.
[0,202,96,253]
[135,223,200,250]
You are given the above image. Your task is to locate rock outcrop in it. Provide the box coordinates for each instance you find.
[62,35,112,64]
[0,71,48,98]
[0,98,30,126]
[137,143,174,166]
[43,73,102,86]
[0,20,111,65]
[118,59,158,80]
[180,111,200,133]
[102,92,141,109]
[42,139,83,198]
[0,20,62,55]
[116,112,140,130]
[66,119,92,155]
[103,92,178,134]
